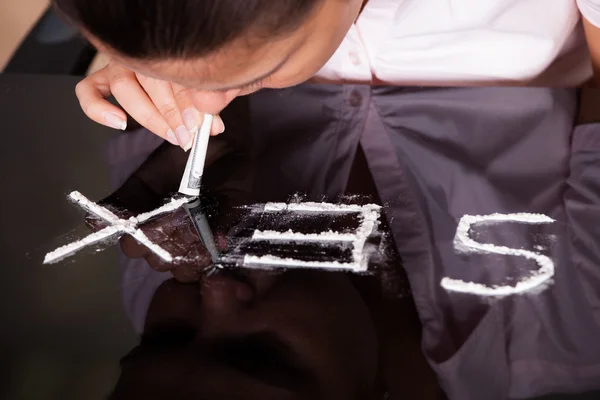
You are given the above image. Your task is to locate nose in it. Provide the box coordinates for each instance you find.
[201,272,254,316]
[200,269,282,316]
[192,88,242,115]
[199,270,284,338]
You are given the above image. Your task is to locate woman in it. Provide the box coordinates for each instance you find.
[55,0,600,149]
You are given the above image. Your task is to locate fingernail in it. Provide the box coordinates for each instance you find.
[215,117,225,135]
[175,125,192,150]
[182,108,199,133]
[105,113,127,130]
[166,129,178,145]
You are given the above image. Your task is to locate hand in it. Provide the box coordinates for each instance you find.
[75,60,239,149]
[86,206,228,283]
[120,208,229,283]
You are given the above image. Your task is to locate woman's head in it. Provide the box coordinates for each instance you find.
[54,0,363,93]
[111,269,382,399]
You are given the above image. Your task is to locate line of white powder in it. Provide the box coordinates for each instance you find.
[135,197,192,224]
[243,254,366,272]
[69,191,122,223]
[264,202,373,213]
[252,229,357,242]
[442,212,555,296]
[130,229,173,262]
[44,225,121,264]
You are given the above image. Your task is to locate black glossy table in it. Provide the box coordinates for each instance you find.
[1,74,599,400]
[0,74,139,399]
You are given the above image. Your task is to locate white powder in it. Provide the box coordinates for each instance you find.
[262,203,287,212]
[69,191,121,222]
[135,197,191,223]
[243,254,366,272]
[245,202,382,272]
[129,229,174,262]
[44,225,121,264]
[441,212,555,296]
[264,202,368,213]
[351,207,381,269]
[252,230,356,242]
[44,191,192,264]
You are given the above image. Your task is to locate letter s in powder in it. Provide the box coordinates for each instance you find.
[441,213,555,296]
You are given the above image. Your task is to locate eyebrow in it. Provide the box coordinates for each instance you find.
[211,54,291,92]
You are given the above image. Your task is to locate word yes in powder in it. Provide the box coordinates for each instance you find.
[43,191,558,296]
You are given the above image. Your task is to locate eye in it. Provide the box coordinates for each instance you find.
[239,80,265,91]
[241,73,274,92]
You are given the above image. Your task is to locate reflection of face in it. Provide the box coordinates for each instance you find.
[93,0,364,113]
[112,269,379,399]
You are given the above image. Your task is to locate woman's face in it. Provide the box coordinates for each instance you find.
[112,269,380,399]
[93,0,363,103]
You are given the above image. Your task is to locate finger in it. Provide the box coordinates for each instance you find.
[211,114,225,136]
[138,77,188,148]
[107,66,173,142]
[144,253,177,272]
[141,210,189,244]
[172,246,212,282]
[120,234,184,273]
[173,84,224,140]
[172,83,202,135]
[120,234,150,259]
[119,233,186,263]
[119,208,195,259]
[118,216,175,259]
[75,66,128,130]
[191,90,239,135]
[171,263,203,283]
[215,233,229,251]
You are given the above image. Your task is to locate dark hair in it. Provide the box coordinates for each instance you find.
[53,0,322,60]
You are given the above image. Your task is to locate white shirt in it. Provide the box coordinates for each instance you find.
[316,0,600,86]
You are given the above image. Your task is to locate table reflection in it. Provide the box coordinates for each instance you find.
[82,86,600,399]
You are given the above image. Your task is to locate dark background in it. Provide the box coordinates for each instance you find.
[0,74,137,400]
